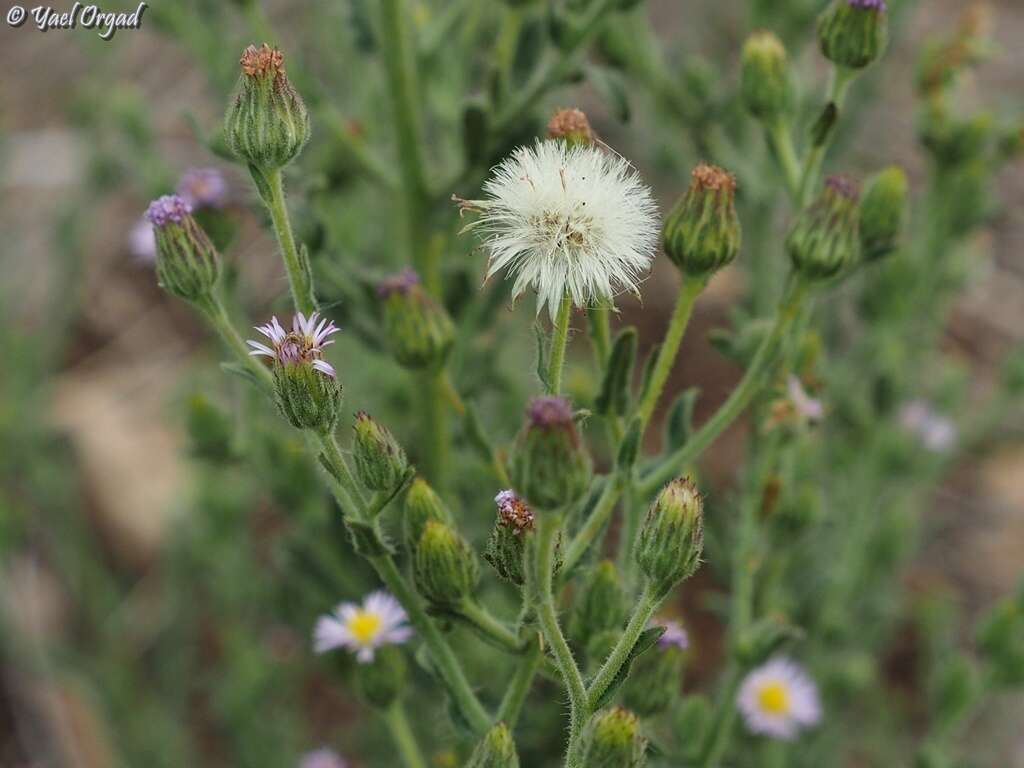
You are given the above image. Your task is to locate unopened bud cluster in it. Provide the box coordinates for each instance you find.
[510,396,592,509]
[379,269,455,370]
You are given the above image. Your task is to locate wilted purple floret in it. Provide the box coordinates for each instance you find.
[145,195,192,227]
[847,0,886,10]
[528,395,574,427]
[377,268,420,298]
[176,167,229,209]
[824,175,860,201]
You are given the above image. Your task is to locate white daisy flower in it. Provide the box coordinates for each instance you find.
[460,140,660,320]
[313,590,413,663]
[737,656,821,740]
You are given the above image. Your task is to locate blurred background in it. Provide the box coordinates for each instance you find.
[1,0,1023,765]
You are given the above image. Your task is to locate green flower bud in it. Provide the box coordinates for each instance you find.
[636,477,704,597]
[547,108,596,147]
[570,561,627,641]
[817,0,888,70]
[466,722,520,768]
[146,195,221,303]
[403,477,453,552]
[618,634,684,720]
[740,31,791,122]
[225,44,310,171]
[271,359,343,433]
[786,175,862,280]
[354,645,407,709]
[580,708,648,768]
[413,521,479,606]
[859,166,908,261]
[352,412,409,491]
[379,269,455,370]
[662,164,741,278]
[510,397,592,509]
[484,490,534,586]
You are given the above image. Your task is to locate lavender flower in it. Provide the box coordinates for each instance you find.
[176,167,229,209]
[313,590,413,663]
[848,0,885,9]
[247,312,340,378]
[899,400,956,453]
[299,748,347,768]
[145,194,192,227]
[737,657,821,740]
[376,267,420,298]
[655,619,689,650]
[128,217,157,263]
[787,376,825,423]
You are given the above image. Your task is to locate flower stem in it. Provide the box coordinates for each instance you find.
[420,370,450,488]
[459,599,524,652]
[262,168,316,316]
[547,293,573,395]
[369,553,492,736]
[634,275,706,437]
[695,663,744,768]
[496,632,543,728]
[196,295,274,392]
[531,513,588,764]
[585,583,661,710]
[639,276,809,496]
[765,118,802,204]
[383,701,428,768]
[798,66,856,206]
[562,472,626,573]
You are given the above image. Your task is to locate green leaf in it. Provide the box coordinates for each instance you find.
[534,321,550,390]
[595,327,638,416]
[247,163,273,204]
[511,16,547,87]
[592,625,666,710]
[636,342,662,407]
[663,388,700,453]
[616,417,642,472]
[220,361,260,387]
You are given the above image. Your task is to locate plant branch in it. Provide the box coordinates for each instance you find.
[262,168,316,315]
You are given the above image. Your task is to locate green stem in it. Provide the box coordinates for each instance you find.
[765,118,802,204]
[587,302,613,367]
[547,294,573,395]
[315,431,368,509]
[695,664,744,768]
[562,473,626,573]
[798,66,856,206]
[383,701,428,768]
[369,553,492,736]
[263,168,316,316]
[196,296,275,392]
[379,0,434,290]
[421,369,449,487]
[585,583,660,710]
[496,633,543,728]
[532,514,588,764]
[459,599,524,652]
[639,277,809,496]
[634,275,706,436]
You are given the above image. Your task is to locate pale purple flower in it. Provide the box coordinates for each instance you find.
[787,376,824,423]
[737,657,821,740]
[247,312,340,378]
[849,0,885,10]
[145,194,192,227]
[528,395,573,427]
[377,268,420,298]
[299,748,347,768]
[176,167,229,209]
[313,590,412,663]
[655,619,689,650]
[899,400,956,453]
[128,217,157,263]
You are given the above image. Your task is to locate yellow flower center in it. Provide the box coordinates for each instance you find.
[347,610,382,644]
[756,681,791,716]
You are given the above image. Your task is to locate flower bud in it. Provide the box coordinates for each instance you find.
[859,166,907,261]
[662,164,741,278]
[354,645,407,709]
[570,561,627,641]
[225,44,310,170]
[817,0,888,70]
[636,478,704,597]
[580,708,648,768]
[379,269,455,370]
[465,722,520,768]
[403,477,453,552]
[484,490,534,585]
[413,521,479,606]
[146,195,221,302]
[622,620,688,717]
[352,412,409,491]
[786,175,861,280]
[547,108,595,147]
[510,397,592,509]
[740,31,791,122]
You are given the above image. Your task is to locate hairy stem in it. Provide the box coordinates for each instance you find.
[496,632,543,728]
[196,295,274,392]
[459,599,524,652]
[765,118,802,203]
[383,702,428,768]
[695,663,744,768]
[585,583,660,710]
[562,473,626,573]
[798,66,856,206]
[547,293,573,395]
[263,168,316,315]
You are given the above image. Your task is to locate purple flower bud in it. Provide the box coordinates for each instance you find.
[824,174,860,201]
[145,195,192,228]
[176,167,229,209]
[848,0,885,9]
[377,268,421,298]
[528,395,574,428]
